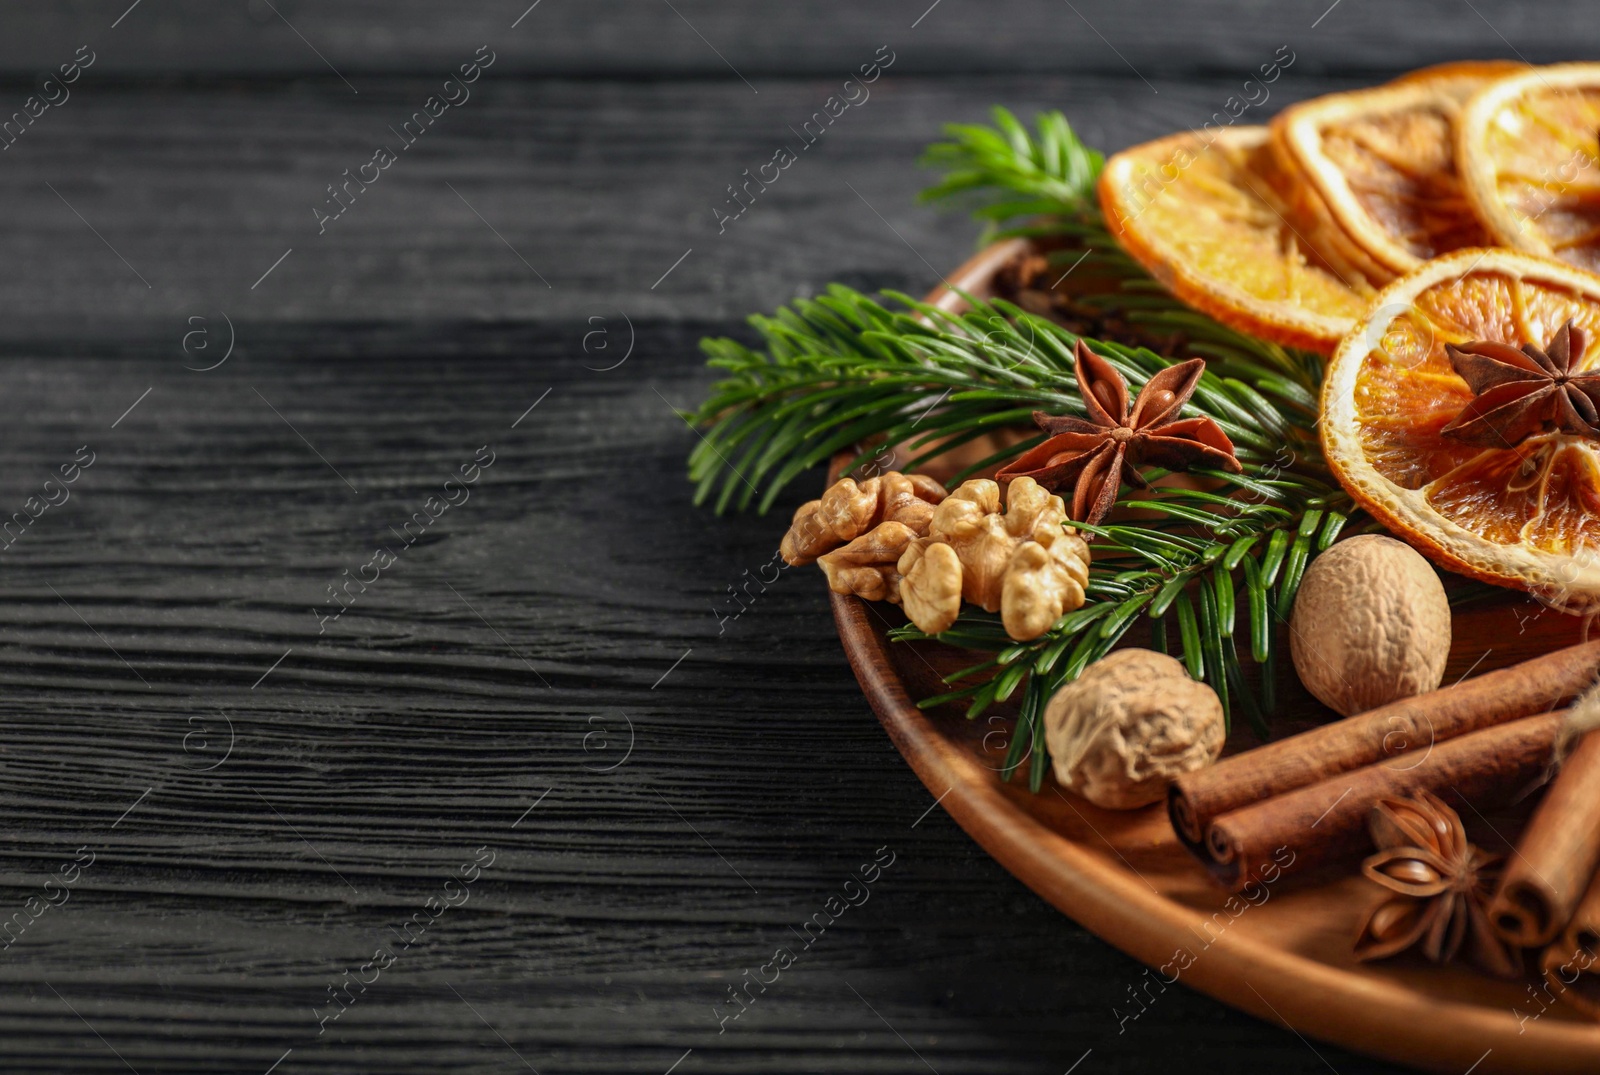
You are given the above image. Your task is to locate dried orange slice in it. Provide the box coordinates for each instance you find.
[1099,126,1374,354]
[1322,248,1600,608]
[1261,132,1397,289]
[1275,66,1517,277]
[1458,63,1600,273]
[1387,59,1528,87]
[1266,132,1403,288]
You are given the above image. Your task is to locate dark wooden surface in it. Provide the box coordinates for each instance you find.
[0,3,1578,1072]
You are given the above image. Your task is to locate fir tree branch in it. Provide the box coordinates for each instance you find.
[684,106,1495,791]
[687,289,1322,515]
[918,107,1104,236]
[682,107,1346,763]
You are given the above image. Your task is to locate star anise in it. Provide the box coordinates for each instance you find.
[1352,792,1520,978]
[1440,319,1600,448]
[994,340,1241,525]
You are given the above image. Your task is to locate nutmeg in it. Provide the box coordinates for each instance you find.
[1043,649,1225,809]
[1288,534,1451,717]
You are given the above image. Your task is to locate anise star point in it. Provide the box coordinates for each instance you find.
[1441,319,1600,449]
[995,340,1242,526]
[1353,792,1520,978]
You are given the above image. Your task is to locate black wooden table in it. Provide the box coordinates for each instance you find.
[0,3,1590,1072]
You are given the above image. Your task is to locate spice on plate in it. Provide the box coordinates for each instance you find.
[1440,320,1600,447]
[1042,648,1225,809]
[1353,792,1519,977]
[1288,534,1451,717]
[995,340,1241,525]
[1487,684,1600,948]
[1195,712,1564,891]
[1167,640,1600,848]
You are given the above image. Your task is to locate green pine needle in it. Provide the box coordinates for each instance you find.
[918,107,1104,238]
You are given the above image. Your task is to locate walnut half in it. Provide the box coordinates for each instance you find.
[781,472,945,566]
[1002,536,1090,642]
[920,476,1091,640]
[788,472,1092,643]
[817,521,919,603]
[897,538,962,635]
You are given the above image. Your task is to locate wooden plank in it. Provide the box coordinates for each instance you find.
[0,0,1582,78]
[0,72,1380,343]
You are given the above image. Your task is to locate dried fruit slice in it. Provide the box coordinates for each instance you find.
[1322,247,1600,609]
[1260,135,1396,290]
[1099,126,1375,354]
[1458,63,1600,273]
[1275,66,1519,277]
[1387,59,1528,87]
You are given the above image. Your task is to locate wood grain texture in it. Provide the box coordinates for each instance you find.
[3,0,1584,1069]
[0,0,1587,78]
[0,332,1422,1074]
[0,71,1383,339]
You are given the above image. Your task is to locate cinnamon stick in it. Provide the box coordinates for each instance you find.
[1168,641,1600,848]
[1197,712,1564,891]
[1541,869,1600,1021]
[1488,731,1600,947]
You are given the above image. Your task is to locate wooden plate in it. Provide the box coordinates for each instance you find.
[830,240,1600,1074]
